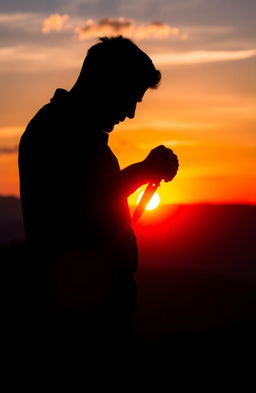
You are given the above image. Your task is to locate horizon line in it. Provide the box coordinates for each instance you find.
[0,194,255,207]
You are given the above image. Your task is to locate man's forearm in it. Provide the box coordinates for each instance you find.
[107,161,149,197]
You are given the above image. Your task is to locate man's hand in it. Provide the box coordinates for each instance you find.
[106,145,179,197]
[143,145,179,183]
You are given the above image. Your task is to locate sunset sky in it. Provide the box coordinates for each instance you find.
[0,0,255,204]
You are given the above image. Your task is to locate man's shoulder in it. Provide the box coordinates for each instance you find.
[23,102,57,136]
[19,88,109,153]
[21,91,72,146]
[24,89,70,129]
[19,103,50,142]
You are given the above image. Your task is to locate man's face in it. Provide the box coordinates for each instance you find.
[100,85,148,133]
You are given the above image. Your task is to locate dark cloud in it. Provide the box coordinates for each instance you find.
[0,0,255,27]
[136,0,256,26]
[98,17,132,30]
[0,145,18,154]
[151,21,166,27]
[75,17,183,40]
[75,17,132,39]
[0,0,255,51]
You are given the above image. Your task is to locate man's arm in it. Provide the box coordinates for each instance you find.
[107,161,149,197]
[106,145,179,198]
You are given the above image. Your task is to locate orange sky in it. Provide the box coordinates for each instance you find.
[0,4,256,204]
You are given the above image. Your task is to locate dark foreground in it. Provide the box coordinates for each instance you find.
[0,201,256,390]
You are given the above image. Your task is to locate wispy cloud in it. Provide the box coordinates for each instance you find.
[0,45,80,73]
[152,49,256,65]
[184,25,235,37]
[0,13,36,23]
[0,12,44,33]
[138,140,198,150]
[2,44,255,75]
[42,13,71,34]
[0,127,21,155]
[0,126,22,137]
[159,140,198,146]
[0,145,18,155]
[75,17,187,40]
[124,120,215,131]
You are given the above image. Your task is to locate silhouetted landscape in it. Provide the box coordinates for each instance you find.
[1,196,256,388]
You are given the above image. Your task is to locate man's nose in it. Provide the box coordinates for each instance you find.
[126,102,137,119]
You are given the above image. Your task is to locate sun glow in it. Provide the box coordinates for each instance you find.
[137,191,160,210]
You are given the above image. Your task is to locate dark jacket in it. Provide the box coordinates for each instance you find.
[19,89,138,308]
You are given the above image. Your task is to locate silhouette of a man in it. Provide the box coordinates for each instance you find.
[18,36,178,355]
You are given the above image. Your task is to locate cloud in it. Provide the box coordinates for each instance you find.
[0,145,18,155]
[159,140,198,146]
[138,140,198,150]
[2,44,255,76]
[42,13,70,34]
[75,17,186,40]
[0,45,80,73]
[0,12,45,36]
[152,49,256,66]
[0,12,36,23]
[126,120,215,131]
[184,25,235,37]
[0,126,22,137]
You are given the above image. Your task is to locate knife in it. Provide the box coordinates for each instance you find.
[131,181,160,225]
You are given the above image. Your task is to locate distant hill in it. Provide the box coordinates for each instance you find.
[132,204,256,353]
[1,196,256,386]
[0,196,24,244]
[0,196,255,261]
[1,195,256,283]
[134,203,256,281]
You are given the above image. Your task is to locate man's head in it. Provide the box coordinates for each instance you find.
[70,36,161,132]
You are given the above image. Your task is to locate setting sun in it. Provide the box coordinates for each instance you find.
[137,191,160,210]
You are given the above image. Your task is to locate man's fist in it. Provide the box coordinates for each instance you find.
[143,145,179,183]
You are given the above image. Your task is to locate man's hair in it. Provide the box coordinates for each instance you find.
[76,36,161,90]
